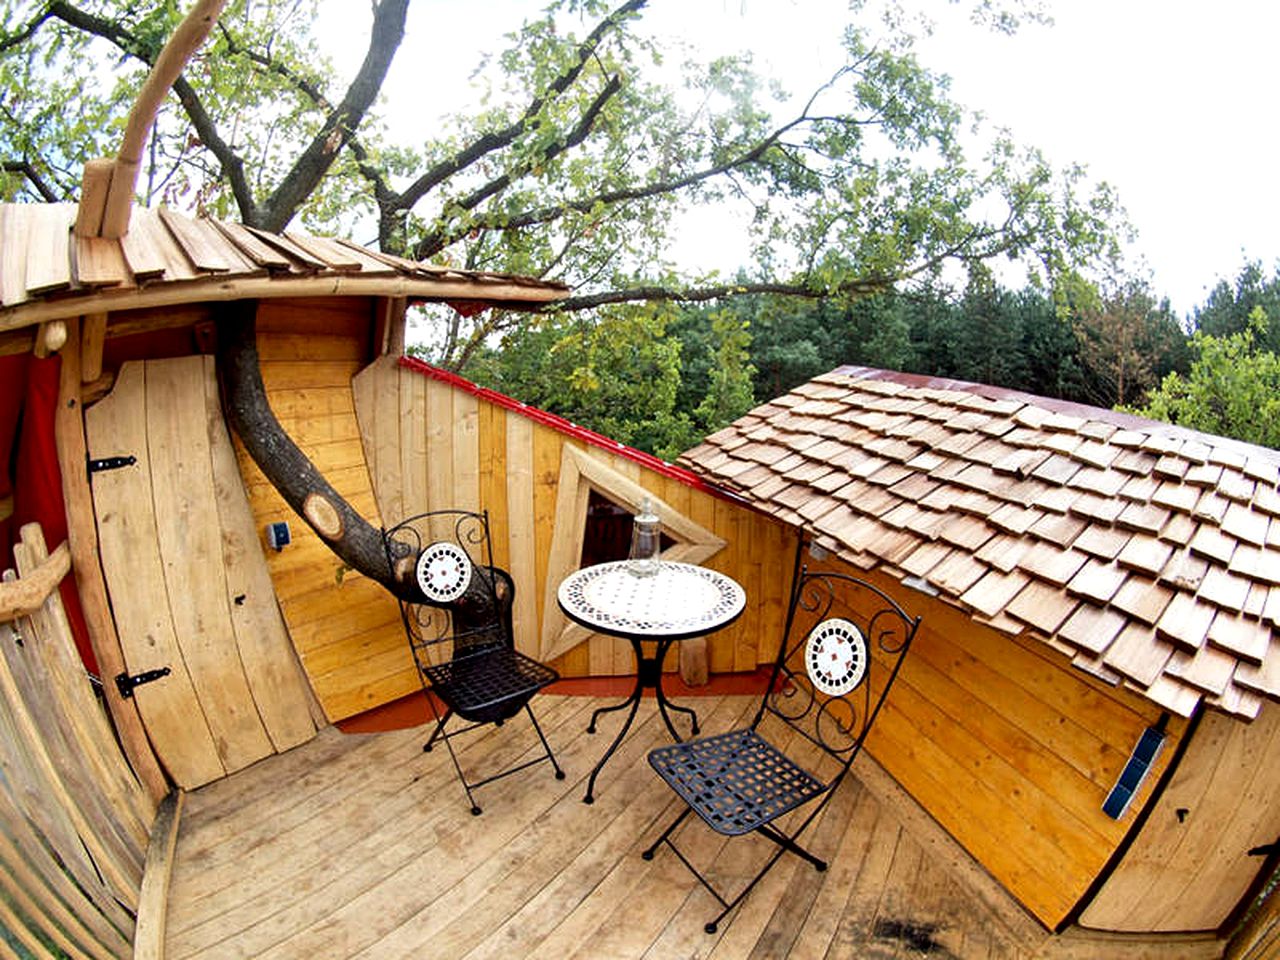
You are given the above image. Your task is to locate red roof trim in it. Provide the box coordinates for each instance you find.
[397,355,736,498]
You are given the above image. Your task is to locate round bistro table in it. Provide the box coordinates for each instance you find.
[557,559,746,803]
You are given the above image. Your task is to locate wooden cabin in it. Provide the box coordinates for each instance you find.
[679,367,1280,948]
[1,201,1277,959]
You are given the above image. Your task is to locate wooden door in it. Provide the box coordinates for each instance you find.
[86,357,317,789]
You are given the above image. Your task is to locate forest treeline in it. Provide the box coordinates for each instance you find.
[463,260,1280,458]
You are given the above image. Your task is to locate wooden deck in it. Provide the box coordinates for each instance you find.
[160,695,1220,960]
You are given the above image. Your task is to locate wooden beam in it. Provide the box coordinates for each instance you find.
[373,296,407,357]
[0,540,69,620]
[132,790,185,960]
[74,158,113,238]
[1,273,565,334]
[81,312,107,383]
[54,315,170,803]
[100,0,227,238]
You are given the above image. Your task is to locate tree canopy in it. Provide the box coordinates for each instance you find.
[2,0,1126,366]
[1128,306,1280,449]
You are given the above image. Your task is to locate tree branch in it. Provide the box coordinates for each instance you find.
[256,0,409,230]
[44,0,259,218]
[394,0,647,214]
[2,160,60,201]
[414,113,802,259]
[0,6,52,53]
[411,73,624,258]
[552,277,893,312]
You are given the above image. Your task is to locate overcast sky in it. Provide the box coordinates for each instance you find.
[328,1,1280,319]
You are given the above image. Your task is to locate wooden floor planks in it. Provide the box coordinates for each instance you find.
[164,694,1061,960]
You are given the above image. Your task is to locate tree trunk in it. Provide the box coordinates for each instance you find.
[215,301,412,593]
[215,300,495,615]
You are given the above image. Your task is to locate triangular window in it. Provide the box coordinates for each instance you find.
[579,489,675,567]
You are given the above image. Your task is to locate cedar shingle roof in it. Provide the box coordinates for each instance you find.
[0,203,567,333]
[680,366,1280,720]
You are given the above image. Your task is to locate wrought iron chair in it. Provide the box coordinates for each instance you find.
[642,545,921,933]
[383,509,564,814]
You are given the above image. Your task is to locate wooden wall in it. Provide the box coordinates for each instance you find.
[809,557,1187,929]
[351,355,796,681]
[1080,700,1280,933]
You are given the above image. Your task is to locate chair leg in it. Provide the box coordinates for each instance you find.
[641,805,692,860]
[758,823,828,872]
[429,709,483,815]
[524,702,565,780]
[423,707,452,753]
[644,810,828,934]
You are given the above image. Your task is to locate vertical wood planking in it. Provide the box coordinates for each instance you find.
[478,401,510,573]
[425,377,453,534]
[505,413,539,657]
[55,319,168,804]
[86,362,225,788]
[146,357,273,774]
[398,362,426,521]
[200,357,317,753]
[453,389,481,514]
[348,357,793,685]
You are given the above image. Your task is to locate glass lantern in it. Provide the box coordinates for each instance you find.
[627,497,662,577]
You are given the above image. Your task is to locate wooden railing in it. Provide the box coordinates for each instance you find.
[0,523,157,959]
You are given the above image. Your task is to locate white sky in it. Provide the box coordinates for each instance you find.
[325,0,1280,319]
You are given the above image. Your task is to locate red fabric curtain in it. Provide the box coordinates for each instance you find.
[11,355,97,674]
[0,353,28,571]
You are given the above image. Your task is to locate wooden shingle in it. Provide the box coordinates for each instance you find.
[677,365,1280,720]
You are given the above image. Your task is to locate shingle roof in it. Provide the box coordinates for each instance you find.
[0,203,567,333]
[680,366,1280,720]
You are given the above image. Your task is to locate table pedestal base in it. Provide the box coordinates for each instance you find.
[582,636,699,804]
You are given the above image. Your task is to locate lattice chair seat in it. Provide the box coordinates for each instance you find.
[648,729,826,836]
[426,647,559,724]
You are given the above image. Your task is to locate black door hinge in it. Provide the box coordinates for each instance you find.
[115,667,170,699]
[1249,840,1280,858]
[88,455,137,475]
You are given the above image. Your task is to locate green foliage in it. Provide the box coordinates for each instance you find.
[1192,260,1280,355]
[1,0,1127,318]
[468,302,701,460]
[693,311,756,433]
[1129,307,1280,449]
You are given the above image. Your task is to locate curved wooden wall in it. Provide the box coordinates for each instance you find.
[1080,700,1280,932]
[808,556,1187,929]
[234,298,413,721]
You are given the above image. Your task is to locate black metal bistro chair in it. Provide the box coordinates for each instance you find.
[642,545,921,933]
[383,509,564,814]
